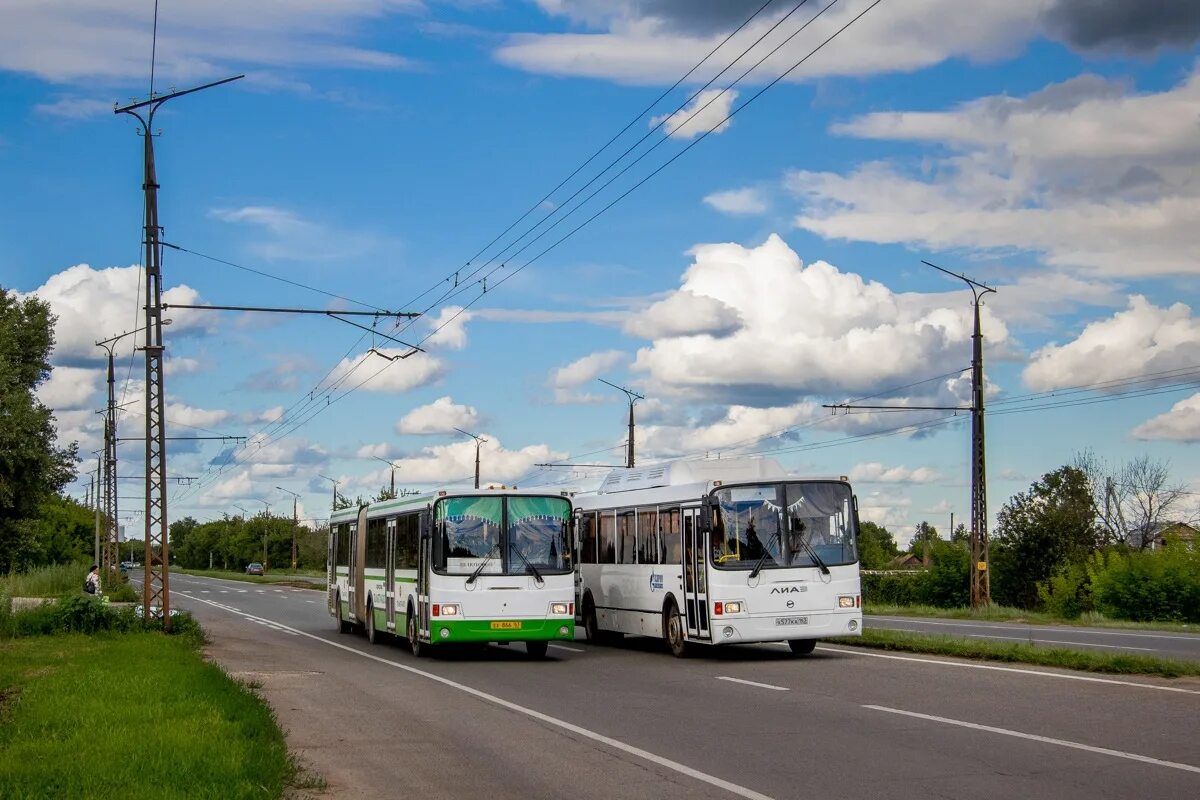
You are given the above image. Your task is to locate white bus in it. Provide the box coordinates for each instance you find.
[329,488,575,658]
[573,458,862,657]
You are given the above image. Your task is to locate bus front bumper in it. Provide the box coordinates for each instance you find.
[428,618,575,644]
[708,611,862,644]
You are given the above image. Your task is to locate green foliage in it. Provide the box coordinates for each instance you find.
[857,521,899,570]
[1037,561,1095,619]
[0,560,91,597]
[992,465,1100,609]
[170,514,327,573]
[1089,544,1200,623]
[861,541,969,608]
[862,572,922,605]
[0,288,78,573]
[909,521,940,557]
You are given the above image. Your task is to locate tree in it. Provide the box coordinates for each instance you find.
[1073,450,1194,549]
[0,288,77,572]
[857,521,899,570]
[992,465,1101,609]
[909,521,940,562]
[950,522,968,545]
[374,486,397,502]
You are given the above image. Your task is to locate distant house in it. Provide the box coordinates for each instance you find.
[1129,521,1198,550]
[887,553,925,570]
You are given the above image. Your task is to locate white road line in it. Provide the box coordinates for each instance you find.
[816,645,1200,695]
[549,644,584,653]
[305,600,317,604]
[961,633,1155,651]
[867,616,1200,641]
[864,705,1200,774]
[200,590,210,593]
[175,590,773,800]
[717,676,789,692]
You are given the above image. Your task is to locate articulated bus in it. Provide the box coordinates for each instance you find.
[329,488,575,658]
[573,458,862,657]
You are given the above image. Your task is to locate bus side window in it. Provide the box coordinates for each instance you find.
[579,513,597,564]
[661,508,681,564]
[598,512,616,564]
[397,513,418,569]
[366,518,386,569]
[618,511,636,564]
[637,508,658,564]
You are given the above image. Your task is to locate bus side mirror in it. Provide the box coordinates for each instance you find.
[699,495,717,533]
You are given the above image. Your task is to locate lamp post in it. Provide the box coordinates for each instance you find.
[276,486,301,570]
[372,456,401,497]
[318,474,341,511]
[453,428,487,489]
[254,499,270,568]
[232,504,247,521]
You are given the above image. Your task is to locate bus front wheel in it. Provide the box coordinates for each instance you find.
[664,600,692,658]
[525,640,549,659]
[407,608,424,658]
[788,639,817,655]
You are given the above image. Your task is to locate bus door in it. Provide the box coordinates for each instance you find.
[683,508,710,640]
[326,527,335,614]
[417,509,431,641]
[385,518,397,630]
[347,522,358,620]
[572,511,583,610]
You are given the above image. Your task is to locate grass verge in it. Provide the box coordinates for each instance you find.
[864,603,1198,634]
[0,561,91,597]
[829,629,1200,679]
[0,631,294,799]
[176,568,325,591]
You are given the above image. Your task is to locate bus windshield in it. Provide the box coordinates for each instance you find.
[435,495,571,576]
[711,482,857,570]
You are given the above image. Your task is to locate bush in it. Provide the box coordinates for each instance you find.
[1037,561,1095,619]
[862,572,923,605]
[920,541,970,608]
[1090,545,1200,623]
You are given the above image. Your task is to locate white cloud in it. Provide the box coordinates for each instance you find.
[791,68,1200,277]
[550,350,627,404]
[1133,393,1200,442]
[242,406,286,425]
[356,442,394,460]
[1023,296,1200,391]
[623,290,742,339]
[210,205,393,262]
[632,234,1007,403]
[424,306,472,350]
[36,366,102,411]
[0,0,421,84]
[166,403,230,430]
[497,1,1044,86]
[328,349,443,394]
[650,89,736,139]
[34,97,112,119]
[849,462,942,484]
[206,470,254,502]
[165,357,205,376]
[858,490,913,531]
[395,396,480,435]
[704,187,767,216]
[639,402,818,459]
[389,438,567,485]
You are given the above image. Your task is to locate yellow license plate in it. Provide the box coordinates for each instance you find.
[489,621,522,630]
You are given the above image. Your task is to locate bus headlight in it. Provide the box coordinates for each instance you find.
[723,601,743,614]
[838,595,856,608]
[438,604,460,617]
[550,602,570,615]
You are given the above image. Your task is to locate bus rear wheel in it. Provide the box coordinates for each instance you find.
[788,638,817,655]
[664,600,692,658]
[407,608,424,658]
[525,640,549,659]
[335,594,352,634]
[366,599,379,645]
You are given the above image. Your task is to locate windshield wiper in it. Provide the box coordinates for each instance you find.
[794,527,831,575]
[748,527,782,581]
[509,542,544,585]
[465,543,499,585]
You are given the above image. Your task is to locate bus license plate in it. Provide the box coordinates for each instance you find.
[490,621,522,630]
[776,616,808,626]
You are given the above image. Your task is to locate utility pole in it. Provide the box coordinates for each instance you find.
[256,499,270,568]
[372,456,401,497]
[924,260,996,608]
[93,454,102,567]
[454,428,487,489]
[319,474,340,511]
[276,486,300,570]
[115,73,242,626]
[599,378,644,468]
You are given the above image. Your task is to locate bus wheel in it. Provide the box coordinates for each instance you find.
[788,639,817,655]
[525,640,549,659]
[366,599,379,645]
[407,608,424,658]
[664,600,691,658]
[335,594,352,634]
[583,596,604,644]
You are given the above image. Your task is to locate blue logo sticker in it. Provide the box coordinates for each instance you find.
[649,573,663,591]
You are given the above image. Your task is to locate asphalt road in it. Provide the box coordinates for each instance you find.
[866,614,1200,661]
[161,573,1200,799]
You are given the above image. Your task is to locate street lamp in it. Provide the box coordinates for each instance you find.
[371,456,401,497]
[454,428,487,490]
[254,499,271,569]
[276,486,301,570]
[318,474,341,512]
[232,504,247,520]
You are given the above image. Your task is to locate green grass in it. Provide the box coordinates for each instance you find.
[0,561,91,597]
[829,629,1200,679]
[0,632,293,799]
[175,568,325,591]
[864,603,1198,634]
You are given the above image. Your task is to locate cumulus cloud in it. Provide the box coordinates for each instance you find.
[386,438,567,485]
[242,406,286,425]
[857,490,913,532]
[704,187,767,216]
[424,306,471,350]
[1132,393,1200,442]
[550,350,628,404]
[205,470,254,502]
[791,68,1200,277]
[1042,0,1200,54]
[650,89,736,139]
[1023,296,1200,391]
[395,396,480,435]
[327,349,443,394]
[631,234,1007,404]
[849,462,941,484]
[623,290,742,339]
[639,402,818,458]
[36,366,102,412]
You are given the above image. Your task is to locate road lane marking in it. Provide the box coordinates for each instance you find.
[864,705,1200,774]
[175,590,774,800]
[549,644,584,653]
[717,677,788,692]
[961,633,1156,651]
[305,600,317,604]
[816,645,1200,695]
[867,616,1200,642]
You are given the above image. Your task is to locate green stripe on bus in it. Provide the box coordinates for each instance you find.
[426,618,574,644]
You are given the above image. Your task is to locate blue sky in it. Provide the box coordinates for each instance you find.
[3,0,1199,545]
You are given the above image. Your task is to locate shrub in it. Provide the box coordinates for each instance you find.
[862,572,924,605]
[1090,545,1200,623]
[1037,561,1095,619]
[919,541,970,608]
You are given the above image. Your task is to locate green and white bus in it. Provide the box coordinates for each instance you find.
[329,488,575,658]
